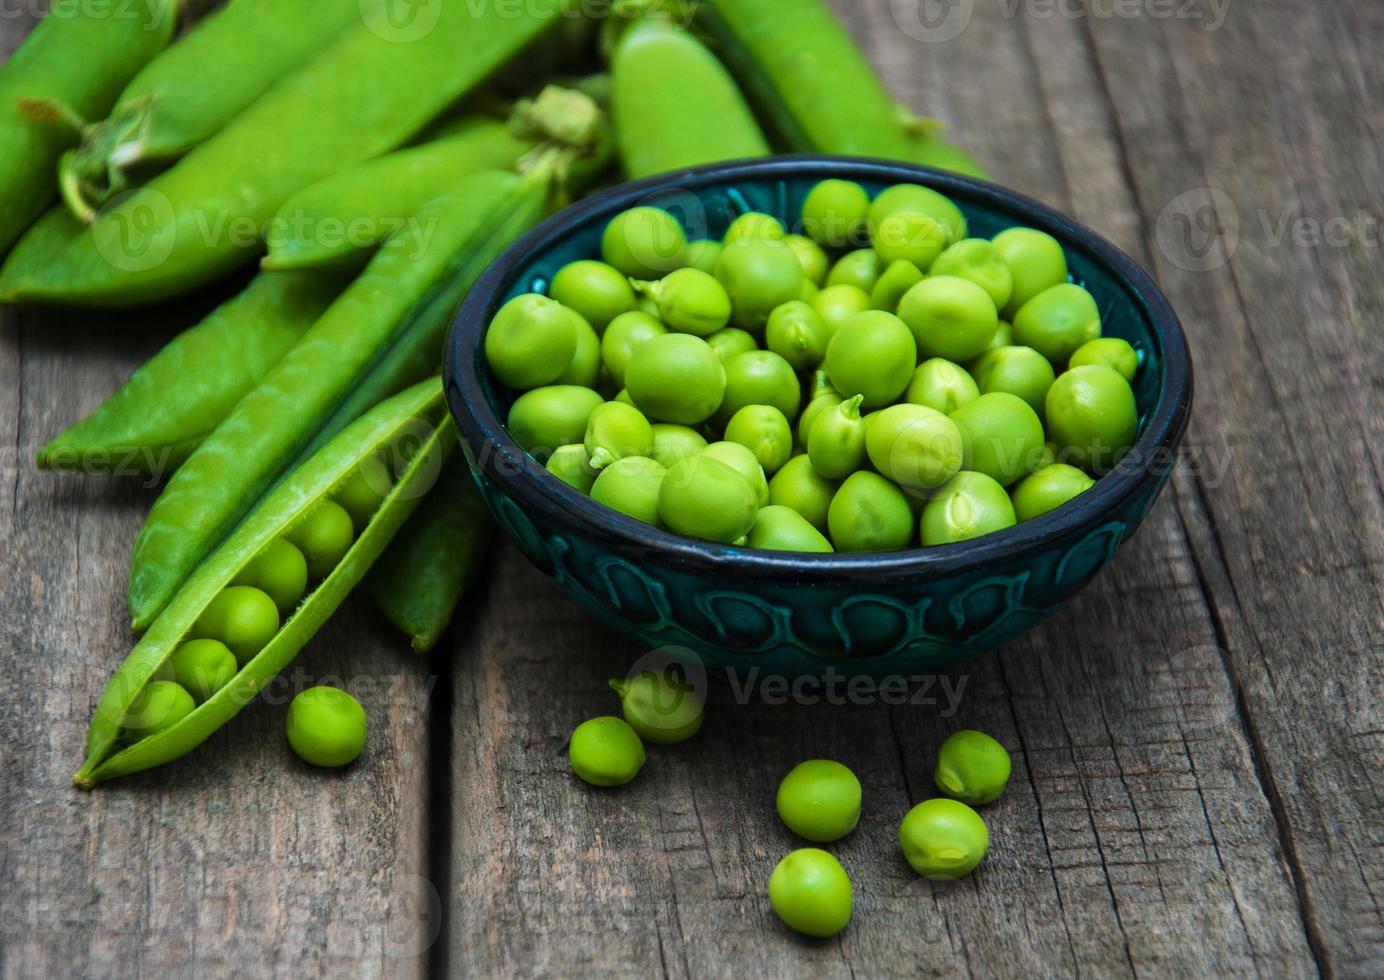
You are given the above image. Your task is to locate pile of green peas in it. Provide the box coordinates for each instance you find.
[122,459,393,751]
[767,729,1013,939]
[486,182,1143,553]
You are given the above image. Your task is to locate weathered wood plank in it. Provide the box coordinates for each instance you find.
[1076,0,1384,971]
[445,4,1319,975]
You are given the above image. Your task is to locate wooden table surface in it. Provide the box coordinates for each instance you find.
[3,1,1382,976]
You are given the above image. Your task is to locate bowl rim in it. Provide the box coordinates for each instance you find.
[446,155,1193,583]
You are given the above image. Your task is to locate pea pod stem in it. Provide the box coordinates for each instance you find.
[37,268,350,475]
[0,0,176,254]
[75,379,451,788]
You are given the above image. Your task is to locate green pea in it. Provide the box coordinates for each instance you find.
[714,238,805,331]
[1011,463,1096,521]
[768,455,838,534]
[826,248,882,294]
[806,394,867,479]
[949,392,1046,486]
[546,443,599,494]
[613,388,635,406]
[548,259,636,332]
[724,405,793,476]
[601,311,668,388]
[197,585,281,666]
[906,357,980,414]
[706,326,758,363]
[802,178,870,248]
[658,454,758,543]
[1070,336,1138,382]
[871,209,948,270]
[285,686,367,768]
[992,226,1068,317]
[776,759,861,841]
[609,669,704,744]
[827,471,914,552]
[484,293,581,391]
[123,680,196,737]
[286,500,356,579]
[717,350,801,424]
[798,277,819,303]
[636,267,731,336]
[601,206,687,278]
[869,258,924,313]
[765,300,830,371]
[1012,283,1101,367]
[768,849,853,938]
[625,333,727,425]
[1045,365,1137,471]
[897,275,999,363]
[929,238,1014,312]
[868,183,967,245]
[796,371,844,446]
[650,423,709,468]
[823,310,917,409]
[920,471,1018,545]
[684,238,723,274]
[864,404,965,491]
[507,385,606,458]
[785,234,829,286]
[970,319,1013,363]
[584,401,655,469]
[333,454,392,527]
[749,505,834,553]
[969,345,1056,418]
[233,538,308,615]
[569,716,645,787]
[898,798,989,879]
[169,639,238,704]
[636,295,660,317]
[698,441,770,507]
[553,313,602,388]
[725,210,786,243]
[935,730,1012,806]
[590,456,667,526]
[811,283,872,336]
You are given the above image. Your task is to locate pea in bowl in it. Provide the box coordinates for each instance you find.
[445,156,1192,680]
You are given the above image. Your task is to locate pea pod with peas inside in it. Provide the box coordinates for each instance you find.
[74,378,452,788]
[0,0,175,254]
[0,0,569,306]
[37,268,350,475]
[610,16,769,179]
[57,0,364,221]
[127,100,607,631]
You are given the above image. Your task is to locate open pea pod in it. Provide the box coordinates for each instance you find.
[75,378,452,787]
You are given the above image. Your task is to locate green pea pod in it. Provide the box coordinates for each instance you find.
[263,117,537,272]
[693,0,986,176]
[124,170,518,630]
[368,457,492,653]
[37,268,349,475]
[611,17,769,179]
[74,379,452,787]
[0,0,176,254]
[0,0,567,307]
[58,0,363,220]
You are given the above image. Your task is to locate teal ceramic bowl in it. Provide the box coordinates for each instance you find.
[446,157,1192,680]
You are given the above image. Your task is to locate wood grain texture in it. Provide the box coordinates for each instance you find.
[2,0,1382,976]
